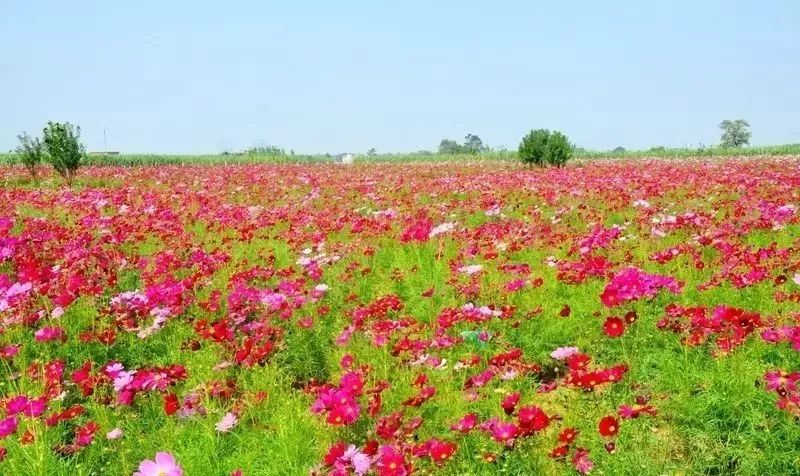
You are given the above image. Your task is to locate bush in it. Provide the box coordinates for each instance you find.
[518,129,550,166]
[15,132,45,181]
[43,122,85,185]
[519,129,573,167]
[543,131,572,167]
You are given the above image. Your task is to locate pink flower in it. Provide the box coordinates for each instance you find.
[794,273,800,286]
[133,452,183,476]
[34,326,67,343]
[572,448,594,474]
[216,412,238,432]
[550,346,579,360]
[106,428,123,440]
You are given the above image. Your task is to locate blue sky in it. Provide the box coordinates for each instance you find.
[2,1,798,154]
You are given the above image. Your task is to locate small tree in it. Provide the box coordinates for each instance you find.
[612,146,626,154]
[463,134,487,154]
[42,122,85,185]
[543,131,572,167]
[719,119,751,148]
[518,129,550,166]
[438,139,463,154]
[15,132,45,181]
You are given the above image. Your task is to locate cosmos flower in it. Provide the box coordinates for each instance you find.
[216,412,238,433]
[133,452,183,476]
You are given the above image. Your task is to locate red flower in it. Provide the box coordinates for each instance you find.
[558,427,579,444]
[559,304,571,317]
[518,405,550,432]
[598,415,620,437]
[550,444,569,459]
[603,317,625,337]
[163,393,180,416]
[427,439,457,466]
[323,442,346,466]
[501,392,520,415]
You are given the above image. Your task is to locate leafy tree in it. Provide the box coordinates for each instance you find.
[649,146,666,153]
[612,146,626,154]
[247,145,285,155]
[15,132,45,181]
[438,139,464,154]
[719,119,751,147]
[42,122,85,186]
[518,129,550,166]
[367,148,377,156]
[463,134,487,154]
[543,131,573,167]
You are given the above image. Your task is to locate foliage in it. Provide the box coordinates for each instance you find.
[612,146,626,154]
[518,129,550,166]
[719,119,752,148]
[438,139,465,154]
[519,129,573,166]
[42,121,85,185]
[463,134,487,154]
[247,145,286,156]
[14,132,45,180]
[543,131,573,166]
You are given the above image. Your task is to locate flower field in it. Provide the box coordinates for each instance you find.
[1,159,800,475]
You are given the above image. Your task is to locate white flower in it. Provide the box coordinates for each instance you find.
[428,222,456,238]
[106,428,123,439]
[793,273,800,286]
[458,264,483,275]
[314,284,329,293]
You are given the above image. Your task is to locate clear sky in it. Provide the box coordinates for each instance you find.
[2,1,799,154]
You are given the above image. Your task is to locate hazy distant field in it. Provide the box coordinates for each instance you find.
[3,143,800,166]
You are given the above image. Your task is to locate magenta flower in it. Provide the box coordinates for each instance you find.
[133,452,183,476]
[0,416,19,439]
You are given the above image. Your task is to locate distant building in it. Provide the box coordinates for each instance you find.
[335,153,356,164]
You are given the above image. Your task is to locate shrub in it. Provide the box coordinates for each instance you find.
[543,131,573,167]
[518,129,550,166]
[519,129,573,167]
[15,132,45,181]
[42,121,85,185]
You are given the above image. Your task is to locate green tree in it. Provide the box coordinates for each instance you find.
[42,122,85,186]
[367,148,377,156]
[15,132,45,181]
[543,131,573,167]
[463,134,486,154]
[518,129,550,166]
[719,119,751,147]
[438,139,463,154]
[612,146,626,154]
